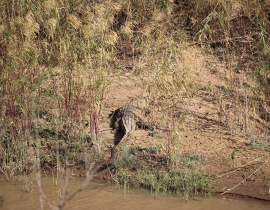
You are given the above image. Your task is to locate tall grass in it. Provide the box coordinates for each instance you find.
[173,0,270,136]
[0,0,174,176]
[0,0,118,176]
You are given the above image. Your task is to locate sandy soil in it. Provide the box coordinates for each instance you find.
[97,46,270,201]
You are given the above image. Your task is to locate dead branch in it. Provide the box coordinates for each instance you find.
[215,158,261,178]
[220,157,269,196]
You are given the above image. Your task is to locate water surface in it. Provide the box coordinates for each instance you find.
[0,176,269,210]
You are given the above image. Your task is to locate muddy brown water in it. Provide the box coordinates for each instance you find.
[0,176,269,210]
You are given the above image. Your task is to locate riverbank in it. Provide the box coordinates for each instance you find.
[90,49,270,201]
[0,0,269,202]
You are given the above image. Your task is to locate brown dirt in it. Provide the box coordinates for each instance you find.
[97,46,270,201]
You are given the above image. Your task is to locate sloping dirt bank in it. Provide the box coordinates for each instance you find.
[98,46,270,201]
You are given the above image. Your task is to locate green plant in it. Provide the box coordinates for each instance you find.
[249,141,270,152]
[147,124,159,137]
[114,146,214,197]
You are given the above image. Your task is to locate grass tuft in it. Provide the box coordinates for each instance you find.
[113,146,214,197]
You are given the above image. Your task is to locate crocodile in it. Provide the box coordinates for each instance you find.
[109,96,150,156]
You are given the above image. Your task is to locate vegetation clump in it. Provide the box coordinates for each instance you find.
[112,146,214,197]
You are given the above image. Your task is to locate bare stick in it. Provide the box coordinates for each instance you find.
[36,142,56,210]
[106,164,118,183]
[220,157,269,195]
[57,163,96,210]
[99,128,113,133]
[215,158,261,178]
[58,170,71,208]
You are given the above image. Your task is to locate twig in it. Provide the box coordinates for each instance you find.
[99,128,113,133]
[58,171,71,208]
[184,36,254,47]
[215,158,261,178]
[36,143,55,210]
[106,163,118,183]
[57,163,96,210]
[220,157,269,195]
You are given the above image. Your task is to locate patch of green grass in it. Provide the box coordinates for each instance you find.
[113,146,214,197]
[180,153,206,168]
[249,141,270,152]
[147,124,159,137]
